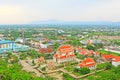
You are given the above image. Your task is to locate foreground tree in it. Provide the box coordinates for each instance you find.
[80,67,90,74]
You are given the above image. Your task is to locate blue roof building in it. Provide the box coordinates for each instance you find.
[0,40,29,54]
[0,40,14,53]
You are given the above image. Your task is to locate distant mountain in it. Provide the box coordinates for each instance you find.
[30,20,65,24]
[29,20,120,25]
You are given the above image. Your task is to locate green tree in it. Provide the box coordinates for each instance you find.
[53,42,60,50]
[80,67,90,74]
[86,45,96,51]
[97,62,112,70]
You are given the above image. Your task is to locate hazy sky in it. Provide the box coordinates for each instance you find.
[0,0,120,24]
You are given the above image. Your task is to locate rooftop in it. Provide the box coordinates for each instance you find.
[0,40,14,44]
[58,45,73,53]
[79,58,96,67]
[102,54,116,59]
[112,56,120,62]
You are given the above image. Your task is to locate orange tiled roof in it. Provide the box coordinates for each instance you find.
[79,49,94,56]
[76,47,82,51]
[39,48,53,53]
[58,45,73,53]
[39,57,45,62]
[102,54,116,59]
[54,45,75,59]
[48,61,55,66]
[79,58,96,67]
[112,56,120,62]
[54,53,75,59]
[94,51,100,55]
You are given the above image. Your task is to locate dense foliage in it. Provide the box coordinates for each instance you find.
[86,45,96,51]
[96,62,113,70]
[87,66,120,80]
[74,68,90,75]
[0,59,44,80]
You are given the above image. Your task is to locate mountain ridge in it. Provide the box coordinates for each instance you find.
[29,20,120,25]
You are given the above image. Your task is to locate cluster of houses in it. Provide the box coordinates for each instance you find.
[39,44,53,54]
[80,39,102,45]
[93,36,120,40]
[76,47,100,56]
[107,45,120,52]
[38,45,120,70]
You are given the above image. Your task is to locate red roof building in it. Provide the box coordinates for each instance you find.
[102,54,116,61]
[53,45,75,63]
[39,43,53,53]
[94,51,100,56]
[39,57,45,63]
[76,48,99,56]
[39,48,53,53]
[78,58,96,70]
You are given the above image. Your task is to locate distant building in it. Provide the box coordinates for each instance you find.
[39,44,53,53]
[93,36,120,40]
[0,40,29,54]
[39,44,48,48]
[53,45,75,63]
[76,47,99,56]
[39,48,53,53]
[0,40,14,53]
[80,39,102,45]
[78,58,96,70]
[15,38,25,44]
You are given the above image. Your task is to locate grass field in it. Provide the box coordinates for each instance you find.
[99,50,120,56]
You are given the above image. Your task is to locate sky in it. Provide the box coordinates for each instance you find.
[0,0,120,24]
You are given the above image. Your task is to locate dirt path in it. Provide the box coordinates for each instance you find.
[20,60,42,77]
[60,68,105,79]
[47,72,63,80]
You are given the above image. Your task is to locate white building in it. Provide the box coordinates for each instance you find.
[112,56,120,67]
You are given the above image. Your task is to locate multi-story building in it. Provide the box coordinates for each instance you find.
[0,40,29,54]
[0,40,14,53]
[53,45,75,63]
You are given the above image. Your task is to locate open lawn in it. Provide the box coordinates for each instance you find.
[99,50,120,56]
[84,66,120,80]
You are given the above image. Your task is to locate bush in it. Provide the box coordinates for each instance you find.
[80,68,90,74]
[74,67,90,75]
[41,67,46,71]
[86,45,96,51]
[106,63,113,70]
[97,62,112,70]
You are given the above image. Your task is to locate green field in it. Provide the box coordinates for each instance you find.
[99,50,120,56]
